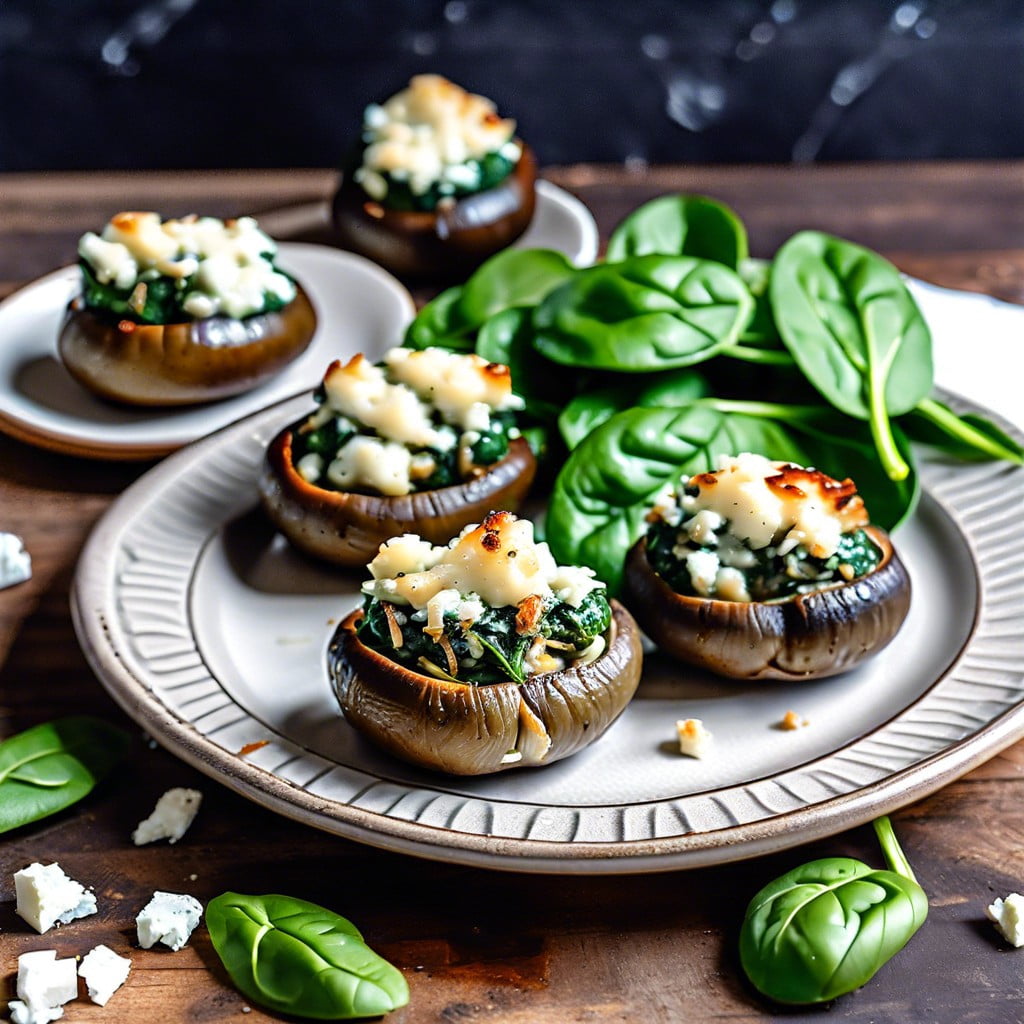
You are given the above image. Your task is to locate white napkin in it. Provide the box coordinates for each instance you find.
[906,278,1023,432]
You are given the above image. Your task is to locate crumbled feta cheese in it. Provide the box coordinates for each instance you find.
[132,788,202,846]
[295,452,324,483]
[136,891,203,951]
[14,863,97,934]
[676,718,713,758]
[78,212,294,319]
[0,532,31,589]
[987,894,1024,947]
[326,435,413,497]
[78,945,131,1006]
[363,511,603,611]
[679,452,867,559]
[685,550,720,597]
[16,950,78,1014]
[7,1000,62,1024]
[358,75,518,196]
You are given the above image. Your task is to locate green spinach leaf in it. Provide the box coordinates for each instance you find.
[0,716,131,834]
[533,255,754,372]
[558,368,709,449]
[546,405,808,592]
[770,231,933,481]
[206,892,409,1020]
[902,396,1024,464]
[740,817,927,1005]
[403,248,575,352]
[605,194,748,268]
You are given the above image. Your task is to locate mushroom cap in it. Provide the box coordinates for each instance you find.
[258,428,537,567]
[328,600,643,775]
[58,284,317,406]
[622,525,911,681]
[331,143,537,280]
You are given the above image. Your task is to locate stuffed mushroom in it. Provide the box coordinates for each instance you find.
[328,511,643,775]
[59,212,316,405]
[332,75,536,278]
[623,452,910,680]
[259,347,537,566]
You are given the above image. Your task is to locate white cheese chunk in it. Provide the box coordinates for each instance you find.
[16,950,78,1012]
[676,718,713,759]
[0,532,31,589]
[14,863,97,934]
[987,893,1024,947]
[78,945,131,1006]
[132,788,202,846]
[7,1000,64,1024]
[326,435,413,497]
[136,891,203,951]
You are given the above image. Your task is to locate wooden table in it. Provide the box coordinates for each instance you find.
[2,163,1024,1023]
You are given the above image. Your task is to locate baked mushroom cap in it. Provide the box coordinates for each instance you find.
[258,428,537,567]
[328,599,642,775]
[331,143,537,279]
[623,525,911,681]
[58,284,317,406]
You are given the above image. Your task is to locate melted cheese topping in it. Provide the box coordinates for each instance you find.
[383,347,521,430]
[78,212,295,319]
[363,512,602,613]
[356,75,518,197]
[681,452,867,560]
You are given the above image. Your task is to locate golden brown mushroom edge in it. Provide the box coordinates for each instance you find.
[58,285,317,407]
[328,600,642,775]
[258,427,537,568]
[623,525,911,681]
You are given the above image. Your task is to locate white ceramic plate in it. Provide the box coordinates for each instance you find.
[256,180,600,270]
[0,244,415,460]
[71,385,1024,874]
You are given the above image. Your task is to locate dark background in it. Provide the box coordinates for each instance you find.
[1,0,1021,172]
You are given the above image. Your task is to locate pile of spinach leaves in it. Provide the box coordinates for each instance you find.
[404,194,1023,593]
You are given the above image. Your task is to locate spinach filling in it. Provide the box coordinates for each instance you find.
[293,392,520,493]
[646,513,882,603]
[358,589,611,685]
[79,257,294,325]
[359,147,519,212]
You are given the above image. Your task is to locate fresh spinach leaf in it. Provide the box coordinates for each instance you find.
[206,892,409,1020]
[546,405,808,593]
[403,248,575,352]
[740,817,927,1005]
[558,368,709,449]
[476,306,564,422]
[737,257,783,349]
[533,255,754,372]
[606,194,748,268]
[770,231,933,481]
[902,396,1024,464]
[0,716,131,834]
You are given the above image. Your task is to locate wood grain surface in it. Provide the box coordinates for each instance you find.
[2,164,1024,1024]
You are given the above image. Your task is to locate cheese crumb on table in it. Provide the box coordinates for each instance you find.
[14,862,97,933]
[0,532,31,590]
[676,718,712,758]
[132,788,202,845]
[987,893,1024,947]
[79,945,132,1006]
[136,891,203,951]
[8,949,78,1024]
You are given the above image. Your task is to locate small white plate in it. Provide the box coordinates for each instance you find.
[256,180,600,269]
[0,244,415,460]
[71,387,1024,874]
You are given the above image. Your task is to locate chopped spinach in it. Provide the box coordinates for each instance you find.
[358,588,611,685]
